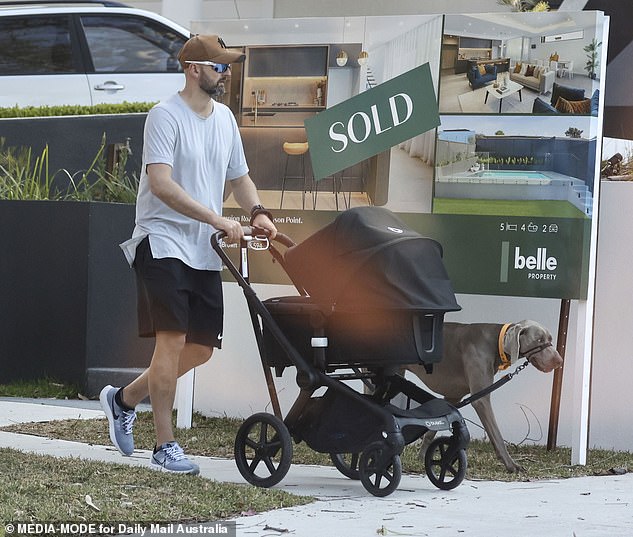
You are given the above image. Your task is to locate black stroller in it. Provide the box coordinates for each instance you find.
[211,207,470,497]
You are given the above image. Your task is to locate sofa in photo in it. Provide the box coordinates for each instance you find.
[532,82,600,115]
[509,62,555,94]
[467,63,497,90]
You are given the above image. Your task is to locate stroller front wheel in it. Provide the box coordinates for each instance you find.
[234,412,293,488]
[424,436,467,490]
[358,441,402,497]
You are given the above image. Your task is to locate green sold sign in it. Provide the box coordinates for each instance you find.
[304,63,440,180]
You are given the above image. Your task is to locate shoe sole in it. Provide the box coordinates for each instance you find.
[149,460,200,476]
[99,386,133,457]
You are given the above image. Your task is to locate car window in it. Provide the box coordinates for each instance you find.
[0,15,77,75]
[80,15,186,73]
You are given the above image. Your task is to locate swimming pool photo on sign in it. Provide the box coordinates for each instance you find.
[433,115,599,218]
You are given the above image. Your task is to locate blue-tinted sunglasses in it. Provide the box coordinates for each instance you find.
[185,60,231,73]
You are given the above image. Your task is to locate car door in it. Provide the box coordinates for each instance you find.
[79,14,188,105]
[0,14,92,107]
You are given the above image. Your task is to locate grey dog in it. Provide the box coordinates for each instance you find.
[406,320,563,473]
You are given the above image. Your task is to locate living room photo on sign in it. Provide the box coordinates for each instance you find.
[439,11,604,116]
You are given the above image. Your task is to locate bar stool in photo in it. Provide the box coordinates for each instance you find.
[279,141,311,209]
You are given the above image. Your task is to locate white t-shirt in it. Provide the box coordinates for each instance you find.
[120,93,248,270]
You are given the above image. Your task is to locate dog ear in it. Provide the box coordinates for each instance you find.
[504,322,524,363]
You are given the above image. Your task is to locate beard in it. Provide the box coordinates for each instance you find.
[199,71,225,97]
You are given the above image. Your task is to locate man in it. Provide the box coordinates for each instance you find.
[100,35,277,475]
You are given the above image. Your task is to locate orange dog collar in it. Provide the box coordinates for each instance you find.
[498,323,512,371]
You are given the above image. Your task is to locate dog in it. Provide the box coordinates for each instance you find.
[406,320,563,473]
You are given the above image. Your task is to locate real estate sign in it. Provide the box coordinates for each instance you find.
[219,8,609,473]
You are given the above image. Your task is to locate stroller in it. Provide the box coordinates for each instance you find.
[211,207,470,497]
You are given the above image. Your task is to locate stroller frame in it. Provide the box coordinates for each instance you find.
[211,225,470,497]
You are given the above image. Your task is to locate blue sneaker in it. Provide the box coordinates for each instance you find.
[99,385,136,456]
[150,442,200,475]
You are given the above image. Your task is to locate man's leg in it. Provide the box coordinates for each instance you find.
[116,341,213,412]
[100,336,212,458]
[147,330,186,446]
[145,332,211,475]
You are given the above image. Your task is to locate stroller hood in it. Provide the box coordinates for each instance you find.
[284,207,461,312]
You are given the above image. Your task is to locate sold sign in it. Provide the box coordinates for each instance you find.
[304,63,440,181]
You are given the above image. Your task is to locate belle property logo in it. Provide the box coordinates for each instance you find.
[500,241,558,282]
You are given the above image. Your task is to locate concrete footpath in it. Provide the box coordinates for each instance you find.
[0,398,631,537]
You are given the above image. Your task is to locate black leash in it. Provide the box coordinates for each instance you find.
[455,359,530,409]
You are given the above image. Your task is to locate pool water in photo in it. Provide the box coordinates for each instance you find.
[473,170,550,180]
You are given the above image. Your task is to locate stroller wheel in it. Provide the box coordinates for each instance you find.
[358,441,402,497]
[424,436,467,491]
[330,452,361,480]
[234,412,293,488]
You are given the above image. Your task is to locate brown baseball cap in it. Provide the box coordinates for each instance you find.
[178,34,245,67]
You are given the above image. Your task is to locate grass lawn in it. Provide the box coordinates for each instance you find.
[4,410,632,482]
[0,377,80,399]
[433,198,588,218]
[0,447,311,526]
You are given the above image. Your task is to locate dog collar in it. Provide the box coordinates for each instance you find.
[498,323,513,371]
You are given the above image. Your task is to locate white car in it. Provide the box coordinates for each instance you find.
[0,0,191,107]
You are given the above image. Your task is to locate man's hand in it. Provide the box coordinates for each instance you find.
[214,216,244,243]
[251,213,277,239]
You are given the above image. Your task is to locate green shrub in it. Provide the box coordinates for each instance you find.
[0,102,156,118]
[0,135,139,203]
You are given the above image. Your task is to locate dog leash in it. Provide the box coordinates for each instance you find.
[455,359,530,409]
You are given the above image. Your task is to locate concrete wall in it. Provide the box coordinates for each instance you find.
[588,181,633,450]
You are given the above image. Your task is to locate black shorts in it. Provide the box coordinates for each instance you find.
[133,237,223,348]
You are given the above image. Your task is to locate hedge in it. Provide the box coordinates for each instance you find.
[0,102,156,118]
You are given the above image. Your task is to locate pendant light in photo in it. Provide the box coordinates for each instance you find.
[358,17,369,66]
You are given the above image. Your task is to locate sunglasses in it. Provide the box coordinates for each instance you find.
[185,60,231,73]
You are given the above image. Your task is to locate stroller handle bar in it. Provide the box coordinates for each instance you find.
[211,226,295,249]
[210,226,297,289]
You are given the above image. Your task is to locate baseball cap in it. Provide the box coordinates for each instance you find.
[178,35,246,68]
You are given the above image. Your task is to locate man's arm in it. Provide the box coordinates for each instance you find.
[230,174,277,238]
[147,163,244,243]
